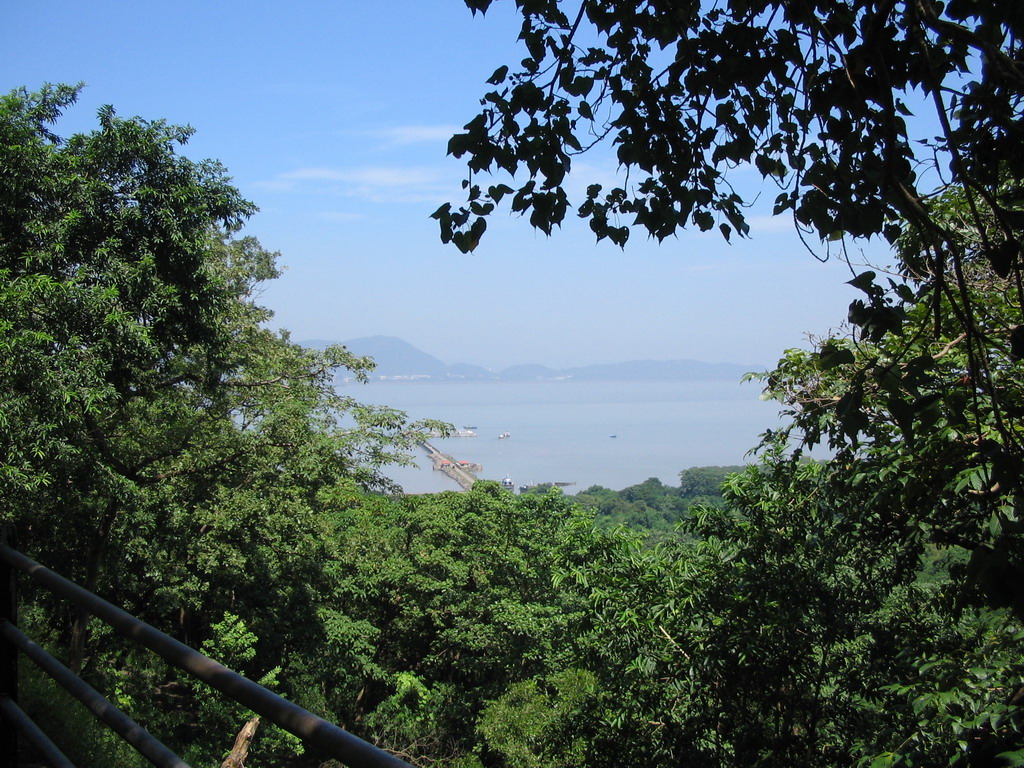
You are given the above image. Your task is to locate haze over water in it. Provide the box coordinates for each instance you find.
[343,378,783,494]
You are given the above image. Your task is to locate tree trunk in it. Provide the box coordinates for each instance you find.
[69,499,118,673]
[221,715,260,768]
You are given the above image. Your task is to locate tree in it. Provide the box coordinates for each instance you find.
[1,83,260,666]
[439,0,1023,250]
[1,85,447,763]
[754,184,1024,614]
[439,0,1024,607]
[677,466,737,498]
[568,458,1023,767]
[436,0,1024,410]
[711,185,1024,762]
[279,483,614,766]
[0,83,433,560]
[434,5,1024,761]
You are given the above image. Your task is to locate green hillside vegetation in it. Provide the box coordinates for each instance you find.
[570,466,742,534]
[6,1,1024,759]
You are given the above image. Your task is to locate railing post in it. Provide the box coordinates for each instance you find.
[0,526,18,768]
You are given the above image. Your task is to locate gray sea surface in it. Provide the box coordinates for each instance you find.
[341,378,784,494]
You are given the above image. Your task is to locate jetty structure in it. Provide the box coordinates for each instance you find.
[418,442,575,493]
[420,441,482,490]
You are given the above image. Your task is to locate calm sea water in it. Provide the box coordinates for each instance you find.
[340,378,784,494]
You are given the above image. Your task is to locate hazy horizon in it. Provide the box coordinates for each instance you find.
[303,334,766,374]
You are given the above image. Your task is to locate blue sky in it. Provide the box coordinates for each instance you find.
[2,0,881,370]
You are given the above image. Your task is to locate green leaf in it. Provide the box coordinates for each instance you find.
[996,750,1024,767]
[818,343,855,369]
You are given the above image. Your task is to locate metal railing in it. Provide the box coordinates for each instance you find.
[0,535,412,768]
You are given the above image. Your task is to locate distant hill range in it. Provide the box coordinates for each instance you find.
[302,336,755,382]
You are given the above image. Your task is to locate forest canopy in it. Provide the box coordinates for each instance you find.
[438,0,1024,612]
[4,0,1024,761]
[432,2,1024,763]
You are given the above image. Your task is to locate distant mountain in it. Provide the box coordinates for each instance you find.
[302,336,754,382]
[336,336,448,378]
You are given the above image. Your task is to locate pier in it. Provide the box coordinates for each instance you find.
[420,441,482,490]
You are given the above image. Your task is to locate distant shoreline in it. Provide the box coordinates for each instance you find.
[337,373,753,384]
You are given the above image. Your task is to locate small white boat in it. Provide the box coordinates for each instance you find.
[498,431,511,439]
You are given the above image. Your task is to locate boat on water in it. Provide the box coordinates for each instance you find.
[454,429,477,437]
[463,425,477,430]
[498,431,511,439]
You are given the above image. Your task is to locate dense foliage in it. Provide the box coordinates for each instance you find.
[0,85,444,764]
[430,0,1024,765]
[570,466,736,534]
[437,0,1024,252]
[436,2,1024,586]
[6,5,1024,757]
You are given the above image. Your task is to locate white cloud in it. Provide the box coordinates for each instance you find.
[377,124,460,146]
[255,165,457,204]
[278,167,349,182]
[249,178,299,193]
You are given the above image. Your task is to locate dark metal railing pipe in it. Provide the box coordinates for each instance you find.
[0,527,18,767]
[0,695,75,768]
[1,620,190,768]
[0,543,412,768]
